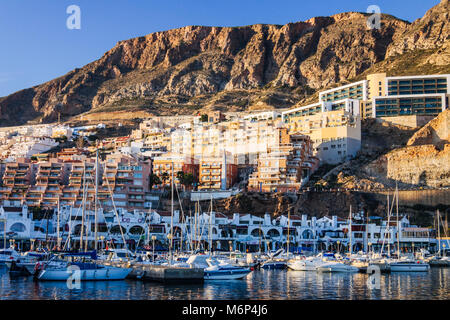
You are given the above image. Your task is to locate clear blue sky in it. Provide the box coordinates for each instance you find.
[0,0,440,97]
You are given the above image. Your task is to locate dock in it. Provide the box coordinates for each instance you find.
[98,260,204,283]
[141,264,204,283]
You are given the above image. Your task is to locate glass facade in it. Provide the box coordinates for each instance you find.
[331,101,346,111]
[375,96,443,117]
[321,83,365,103]
[283,105,322,123]
[388,78,447,96]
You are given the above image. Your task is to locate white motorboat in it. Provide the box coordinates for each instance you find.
[36,251,131,281]
[389,259,430,272]
[13,251,51,275]
[98,248,135,262]
[287,256,326,271]
[186,254,251,280]
[317,262,359,273]
[0,247,20,265]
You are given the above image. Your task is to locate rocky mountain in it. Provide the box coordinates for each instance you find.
[1,1,449,126]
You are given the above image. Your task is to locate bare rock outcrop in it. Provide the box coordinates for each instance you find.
[407,109,449,149]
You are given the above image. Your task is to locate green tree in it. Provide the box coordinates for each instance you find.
[176,171,185,185]
[149,173,161,190]
[176,171,195,189]
[200,114,208,122]
[161,172,170,186]
[182,173,194,189]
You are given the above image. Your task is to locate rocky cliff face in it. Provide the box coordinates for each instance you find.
[1,1,448,126]
[364,110,450,188]
[407,109,449,149]
[386,0,450,58]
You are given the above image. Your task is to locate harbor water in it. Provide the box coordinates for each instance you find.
[0,265,448,300]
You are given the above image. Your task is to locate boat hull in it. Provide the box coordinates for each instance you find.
[261,262,286,270]
[317,263,359,273]
[205,269,251,280]
[390,263,430,272]
[37,267,131,281]
[287,261,319,271]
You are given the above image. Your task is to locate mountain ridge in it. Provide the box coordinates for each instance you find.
[0,0,449,126]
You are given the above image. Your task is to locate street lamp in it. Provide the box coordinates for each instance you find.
[266,240,271,253]
[152,235,157,262]
[100,236,105,250]
[336,240,340,253]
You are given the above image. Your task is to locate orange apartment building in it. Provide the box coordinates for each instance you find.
[248,128,318,192]
[28,160,69,208]
[0,159,36,204]
[152,153,198,188]
[60,159,99,208]
[198,156,238,190]
[0,154,153,210]
[101,154,151,209]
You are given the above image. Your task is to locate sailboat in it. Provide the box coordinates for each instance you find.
[388,185,430,272]
[424,210,450,267]
[36,144,131,281]
[35,251,131,281]
[317,207,358,273]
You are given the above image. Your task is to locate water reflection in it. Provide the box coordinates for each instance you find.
[0,265,448,300]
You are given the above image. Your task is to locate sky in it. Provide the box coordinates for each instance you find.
[0,0,440,97]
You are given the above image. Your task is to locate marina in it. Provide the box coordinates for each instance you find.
[0,265,448,300]
[0,0,449,305]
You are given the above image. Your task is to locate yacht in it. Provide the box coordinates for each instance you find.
[288,255,326,271]
[389,259,430,272]
[35,251,131,281]
[260,259,287,270]
[186,254,251,280]
[317,261,359,273]
[0,247,20,265]
[261,249,287,270]
[12,251,51,275]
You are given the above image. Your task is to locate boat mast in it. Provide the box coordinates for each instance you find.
[146,204,151,246]
[2,216,6,250]
[396,184,400,257]
[437,209,441,257]
[380,193,391,257]
[287,206,290,255]
[57,196,61,250]
[94,142,99,251]
[169,161,174,264]
[209,195,212,255]
[85,202,90,251]
[80,166,86,251]
[349,205,352,256]
[192,203,197,251]
[386,192,390,256]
